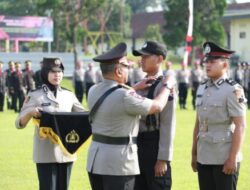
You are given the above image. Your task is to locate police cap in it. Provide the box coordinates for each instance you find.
[42,57,64,72]
[93,42,128,65]
[133,41,167,59]
[203,42,235,61]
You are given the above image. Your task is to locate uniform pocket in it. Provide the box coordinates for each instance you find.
[212,132,232,143]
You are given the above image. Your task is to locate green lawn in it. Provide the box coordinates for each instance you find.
[0,79,249,190]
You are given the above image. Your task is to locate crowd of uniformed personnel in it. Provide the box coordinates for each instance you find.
[0,60,42,112]
[1,57,250,113]
[8,40,248,190]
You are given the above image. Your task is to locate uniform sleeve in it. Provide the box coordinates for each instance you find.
[158,94,176,161]
[15,92,38,129]
[227,84,247,117]
[123,90,152,116]
[71,93,86,112]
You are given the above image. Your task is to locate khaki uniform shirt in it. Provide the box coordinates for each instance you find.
[196,75,247,165]
[176,69,190,84]
[15,84,85,163]
[137,71,177,161]
[86,79,153,175]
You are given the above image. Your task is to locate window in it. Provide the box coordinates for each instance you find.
[239,32,246,39]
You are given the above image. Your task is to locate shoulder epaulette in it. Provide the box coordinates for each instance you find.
[61,87,72,92]
[225,78,237,86]
[30,86,42,92]
[201,79,208,85]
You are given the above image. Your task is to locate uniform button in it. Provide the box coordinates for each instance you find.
[207,94,210,97]
[203,107,207,110]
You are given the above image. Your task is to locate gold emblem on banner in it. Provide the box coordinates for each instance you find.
[65,130,80,143]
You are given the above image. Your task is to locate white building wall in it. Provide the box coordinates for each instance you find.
[231,18,250,61]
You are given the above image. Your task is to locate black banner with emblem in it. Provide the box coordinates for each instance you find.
[39,111,92,155]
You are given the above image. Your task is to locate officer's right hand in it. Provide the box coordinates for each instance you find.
[132,76,156,90]
[191,155,198,172]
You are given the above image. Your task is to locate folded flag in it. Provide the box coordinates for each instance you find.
[39,111,92,155]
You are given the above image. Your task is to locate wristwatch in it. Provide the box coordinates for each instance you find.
[163,83,172,90]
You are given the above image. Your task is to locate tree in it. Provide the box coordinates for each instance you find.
[163,0,227,49]
[0,0,37,16]
[144,24,164,43]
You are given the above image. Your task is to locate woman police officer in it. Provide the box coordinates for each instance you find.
[15,58,86,190]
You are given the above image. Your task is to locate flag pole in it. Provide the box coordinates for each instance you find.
[183,0,193,66]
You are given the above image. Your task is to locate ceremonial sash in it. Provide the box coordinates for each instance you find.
[37,112,92,156]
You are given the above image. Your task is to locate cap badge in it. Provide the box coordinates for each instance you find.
[143,43,147,48]
[204,44,211,54]
[55,59,61,65]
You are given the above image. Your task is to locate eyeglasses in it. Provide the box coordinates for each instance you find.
[119,62,130,69]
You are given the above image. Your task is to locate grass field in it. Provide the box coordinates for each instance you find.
[0,79,249,190]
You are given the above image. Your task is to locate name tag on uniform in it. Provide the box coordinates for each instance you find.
[41,103,51,107]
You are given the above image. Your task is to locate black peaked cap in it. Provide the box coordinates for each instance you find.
[42,57,64,72]
[133,41,167,59]
[93,42,127,62]
[203,41,235,59]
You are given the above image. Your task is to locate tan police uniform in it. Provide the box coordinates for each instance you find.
[196,75,247,165]
[137,70,176,160]
[87,79,153,175]
[15,84,85,163]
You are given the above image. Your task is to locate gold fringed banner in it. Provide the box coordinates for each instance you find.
[39,112,92,156]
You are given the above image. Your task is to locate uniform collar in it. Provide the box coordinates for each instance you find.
[103,79,119,86]
[146,69,163,78]
[208,74,227,88]
[42,84,62,93]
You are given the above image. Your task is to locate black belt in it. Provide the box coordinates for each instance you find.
[92,134,137,145]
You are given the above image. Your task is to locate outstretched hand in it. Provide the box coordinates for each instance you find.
[132,76,156,90]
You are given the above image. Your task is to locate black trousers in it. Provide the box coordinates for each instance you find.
[86,82,95,99]
[197,163,240,190]
[36,162,73,190]
[178,83,188,109]
[191,82,200,109]
[135,131,172,190]
[88,173,135,190]
[12,90,25,112]
[74,81,84,103]
[0,92,4,111]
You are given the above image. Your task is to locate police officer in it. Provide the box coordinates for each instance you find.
[163,61,176,78]
[15,58,85,190]
[84,62,96,98]
[176,62,190,109]
[12,62,26,112]
[190,60,204,110]
[133,41,176,190]
[87,42,175,190]
[0,61,5,111]
[5,60,15,109]
[191,42,247,190]
[73,60,85,103]
[23,60,35,93]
